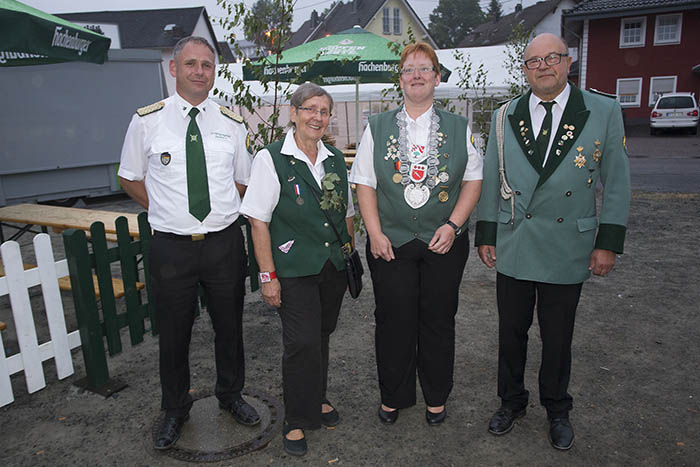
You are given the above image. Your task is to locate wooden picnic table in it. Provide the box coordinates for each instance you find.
[342,148,357,168]
[0,203,142,243]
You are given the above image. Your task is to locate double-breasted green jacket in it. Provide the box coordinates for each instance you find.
[475,85,631,284]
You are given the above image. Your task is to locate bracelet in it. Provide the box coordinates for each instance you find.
[445,220,460,232]
[259,271,277,283]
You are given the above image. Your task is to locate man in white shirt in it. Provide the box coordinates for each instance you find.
[118,36,259,450]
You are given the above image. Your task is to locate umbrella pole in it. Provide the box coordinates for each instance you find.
[355,77,360,148]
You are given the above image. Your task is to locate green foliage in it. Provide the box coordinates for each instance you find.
[503,22,533,98]
[215,0,297,153]
[450,48,495,151]
[486,0,503,22]
[381,25,417,105]
[428,0,485,49]
[319,172,344,211]
[244,0,292,49]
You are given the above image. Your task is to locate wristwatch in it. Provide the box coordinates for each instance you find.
[445,220,461,233]
[259,271,277,283]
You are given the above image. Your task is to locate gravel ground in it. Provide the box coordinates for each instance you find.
[1,132,699,466]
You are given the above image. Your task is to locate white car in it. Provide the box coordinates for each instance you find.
[650,92,699,135]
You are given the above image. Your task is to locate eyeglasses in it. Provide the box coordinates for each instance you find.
[400,66,434,75]
[296,106,331,118]
[523,53,568,70]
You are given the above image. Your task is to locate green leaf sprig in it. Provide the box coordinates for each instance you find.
[319,172,344,212]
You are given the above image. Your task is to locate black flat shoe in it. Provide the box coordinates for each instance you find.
[154,414,189,450]
[377,406,398,425]
[282,423,307,456]
[426,407,447,425]
[220,397,261,426]
[488,407,526,435]
[549,417,574,450]
[321,399,340,427]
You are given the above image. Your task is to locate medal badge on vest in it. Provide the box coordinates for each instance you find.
[393,108,444,209]
[160,152,171,165]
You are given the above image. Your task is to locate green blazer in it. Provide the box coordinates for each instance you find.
[475,85,631,284]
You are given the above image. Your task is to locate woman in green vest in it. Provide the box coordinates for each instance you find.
[240,83,355,457]
[349,43,483,425]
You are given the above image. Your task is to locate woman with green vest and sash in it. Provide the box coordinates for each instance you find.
[349,42,482,425]
[240,83,355,456]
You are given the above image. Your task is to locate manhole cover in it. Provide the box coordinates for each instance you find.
[150,388,282,462]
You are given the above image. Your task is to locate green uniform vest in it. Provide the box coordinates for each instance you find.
[268,139,351,278]
[370,107,469,247]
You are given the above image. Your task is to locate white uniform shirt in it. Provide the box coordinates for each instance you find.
[118,93,252,235]
[529,83,571,166]
[240,130,355,223]
[349,106,483,188]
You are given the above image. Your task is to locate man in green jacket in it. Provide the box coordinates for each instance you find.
[475,33,630,450]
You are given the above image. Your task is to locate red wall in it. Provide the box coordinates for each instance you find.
[585,10,700,119]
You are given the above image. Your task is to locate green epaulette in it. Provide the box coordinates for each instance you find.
[589,88,617,99]
[220,106,244,123]
[136,101,165,117]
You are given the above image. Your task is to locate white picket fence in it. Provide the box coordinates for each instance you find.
[0,233,81,408]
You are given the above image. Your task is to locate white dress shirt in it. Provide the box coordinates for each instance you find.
[240,130,355,223]
[118,93,252,235]
[529,83,571,166]
[349,106,483,188]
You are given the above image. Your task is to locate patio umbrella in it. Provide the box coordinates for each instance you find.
[0,0,110,67]
[244,26,450,144]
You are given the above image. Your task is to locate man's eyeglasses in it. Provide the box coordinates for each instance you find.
[523,53,568,70]
[297,106,331,118]
[400,66,434,75]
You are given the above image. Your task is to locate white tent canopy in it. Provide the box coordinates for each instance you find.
[211,45,512,105]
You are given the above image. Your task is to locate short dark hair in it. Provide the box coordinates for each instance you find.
[172,36,216,61]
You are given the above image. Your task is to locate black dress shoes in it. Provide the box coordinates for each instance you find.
[282,423,307,456]
[220,397,261,426]
[154,414,189,450]
[377,406,399,425]
[321,399,340,427]
[549,417,575,450]
[488,407,526,435]
[426,408,447,425]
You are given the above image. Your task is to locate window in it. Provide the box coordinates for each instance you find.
[393,8,402,35]
[654,14,682,45]
[616,78,642,107]
[383,8,390,34]
[620,17,646,47]
[649,76,677,105]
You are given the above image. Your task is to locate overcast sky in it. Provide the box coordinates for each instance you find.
[24,0,540,40]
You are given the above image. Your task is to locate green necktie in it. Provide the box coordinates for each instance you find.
[186,107,211,222]
[536,101,555,167]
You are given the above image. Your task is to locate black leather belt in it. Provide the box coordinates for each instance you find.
[154,223,235,242]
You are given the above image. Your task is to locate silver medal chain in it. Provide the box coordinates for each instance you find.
[397,107,440,189]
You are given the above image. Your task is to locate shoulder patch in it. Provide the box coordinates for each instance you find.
[220,106,244,123]
[136,101,165,117]
[589,88,617,99]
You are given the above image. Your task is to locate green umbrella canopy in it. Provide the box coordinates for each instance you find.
[0,0,110,67]
[244,26,450,84]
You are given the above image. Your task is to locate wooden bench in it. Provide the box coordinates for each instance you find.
[0,261,143,300]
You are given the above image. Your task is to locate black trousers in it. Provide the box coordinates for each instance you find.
[150,223,247,418]
[278,260,346,429]
[367,233,470,408]
[496,272,582,418]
